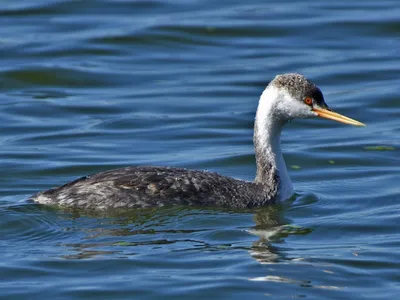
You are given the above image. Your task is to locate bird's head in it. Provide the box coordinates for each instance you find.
[261,73,365,126]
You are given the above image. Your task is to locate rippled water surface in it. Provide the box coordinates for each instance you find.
[1,1,399,299]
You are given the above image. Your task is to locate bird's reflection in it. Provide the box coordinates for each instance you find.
[49,198,312,262]
[247,205,312,264]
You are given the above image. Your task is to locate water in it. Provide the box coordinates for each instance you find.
[0,0,399,298]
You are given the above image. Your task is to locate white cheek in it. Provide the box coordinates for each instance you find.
[276,92,314,119]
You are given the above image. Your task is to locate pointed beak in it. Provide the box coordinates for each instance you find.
[312,107,365,126]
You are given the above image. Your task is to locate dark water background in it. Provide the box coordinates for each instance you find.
[1,1,399,299]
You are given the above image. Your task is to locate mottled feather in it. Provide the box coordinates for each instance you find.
[31,166,279,210]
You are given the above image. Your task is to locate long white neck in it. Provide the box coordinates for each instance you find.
[253,86,294,201]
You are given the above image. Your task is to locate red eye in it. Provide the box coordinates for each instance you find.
[304,97,312,105]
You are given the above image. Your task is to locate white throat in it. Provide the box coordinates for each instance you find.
[254,86,294,201]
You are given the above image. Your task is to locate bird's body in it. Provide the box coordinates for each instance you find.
[31,73,364,210]
[33,166,278,210]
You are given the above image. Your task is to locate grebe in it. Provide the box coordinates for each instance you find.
[31,74,364,210]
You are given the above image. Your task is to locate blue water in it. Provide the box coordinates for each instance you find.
[0,1,399,299]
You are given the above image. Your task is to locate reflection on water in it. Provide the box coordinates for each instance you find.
[249,200,314,265]
[1,201,315,265]
[1,200,305,262]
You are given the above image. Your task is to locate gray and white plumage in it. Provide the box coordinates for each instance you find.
[33,166,278,210]
[30,73,339,210]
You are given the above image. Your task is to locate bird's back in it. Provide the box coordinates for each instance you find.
[31,166,278,210]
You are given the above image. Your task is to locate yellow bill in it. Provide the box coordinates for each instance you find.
[313,107,365,126]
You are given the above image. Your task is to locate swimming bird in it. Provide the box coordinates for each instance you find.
[31,73,364,210]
